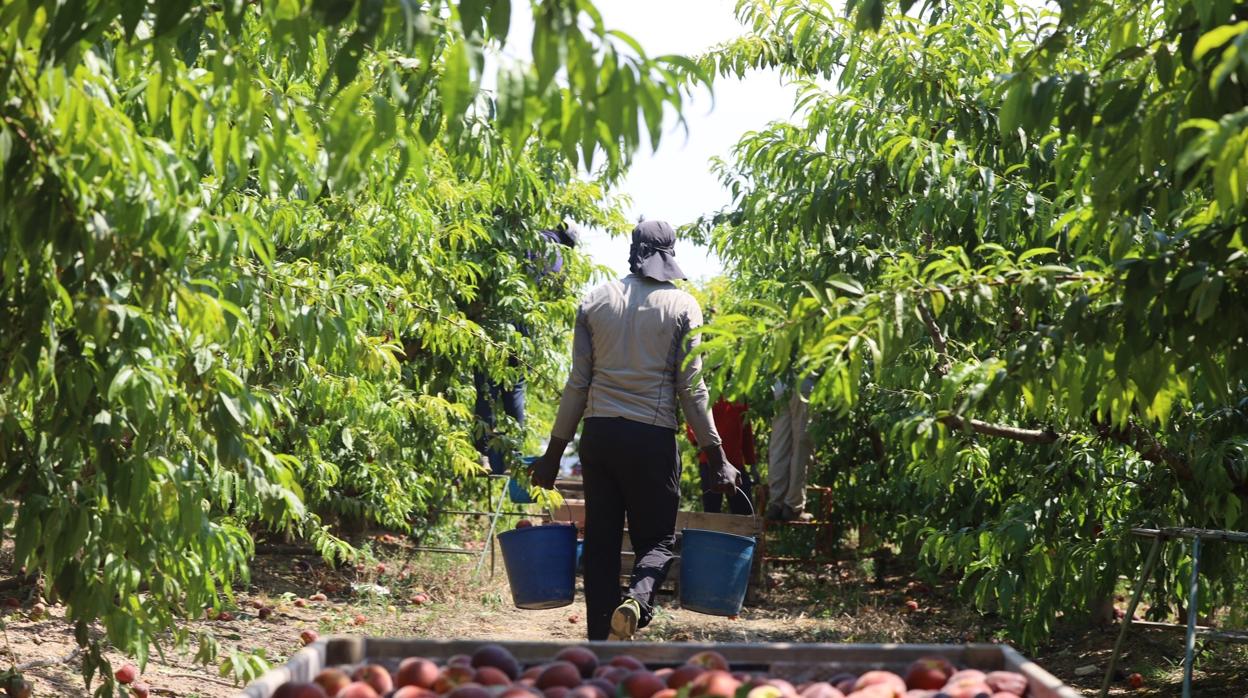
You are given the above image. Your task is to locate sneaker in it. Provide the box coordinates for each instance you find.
[607,598,641,641]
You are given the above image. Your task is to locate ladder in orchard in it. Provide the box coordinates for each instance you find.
[417,467,556,578]
[1100,527,1248,698]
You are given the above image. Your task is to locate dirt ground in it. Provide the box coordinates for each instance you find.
[1,538,1246,697]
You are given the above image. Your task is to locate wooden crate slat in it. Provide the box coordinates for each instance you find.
[678,511,762,537]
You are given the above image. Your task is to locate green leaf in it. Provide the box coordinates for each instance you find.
[440,39,474,121]
[1018,247,1059,262]
[1193,21,1248,60]
[1154,46,1174,85]
[999,78,1029,135]
[153,0,193,39]
[488,0,511,42]
[459,0,486,39]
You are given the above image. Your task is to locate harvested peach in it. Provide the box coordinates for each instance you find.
[313,668,351,695]
[272,683,328,698]
[473,643,522,680]
[556,646,600,679]
[396,657,439,689]
[353,664,394,695]
[537,661,583,690]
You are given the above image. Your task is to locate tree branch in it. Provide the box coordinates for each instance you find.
[938,416,1060,444]
[921,293,1199,483]
[1094,416,1194,481]
[917,301,951,376]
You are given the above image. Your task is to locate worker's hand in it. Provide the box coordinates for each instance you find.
[530,437,570,489]
[700,445,740,494]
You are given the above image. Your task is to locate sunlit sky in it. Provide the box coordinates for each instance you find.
[496,1,801,282]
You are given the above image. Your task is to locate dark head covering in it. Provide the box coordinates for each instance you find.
[554,221,581,248]
[628,220,686,282]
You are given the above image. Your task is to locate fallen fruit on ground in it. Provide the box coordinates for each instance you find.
[1128,673,1144,689]
[300,629,319,646]
[6,677,33,698]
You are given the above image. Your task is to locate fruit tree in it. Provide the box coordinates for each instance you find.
[695,0,1248,646]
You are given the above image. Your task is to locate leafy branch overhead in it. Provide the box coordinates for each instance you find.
[0,0,663,682]
[694,0,1248,647]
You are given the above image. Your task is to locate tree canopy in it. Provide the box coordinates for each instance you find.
[0,0,706,683]
[696,0,1248,646]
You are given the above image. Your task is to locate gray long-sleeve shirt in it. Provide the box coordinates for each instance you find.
[551,274,722,449]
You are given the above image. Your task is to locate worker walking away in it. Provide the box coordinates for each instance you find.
[686,397,757,515]
[530,220,738,641]
[766,377,814,522]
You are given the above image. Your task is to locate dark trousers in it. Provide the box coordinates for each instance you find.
[473,372,525,474]
[701,468,755,515]
[580,417,679,641]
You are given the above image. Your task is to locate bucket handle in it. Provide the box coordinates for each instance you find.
[698,484,757,520]
[537,486,576,531]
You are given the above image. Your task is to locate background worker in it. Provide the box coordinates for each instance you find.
[471,223,579,473]
[766,376,814,522]
[530,220,738,642]
[686,397,757,515]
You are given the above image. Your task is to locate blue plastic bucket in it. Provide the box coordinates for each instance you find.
[678,528,756,616]
[507,477,534,504]
[498,524,577,609]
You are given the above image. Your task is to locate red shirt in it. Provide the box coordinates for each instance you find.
[686,399,756,467]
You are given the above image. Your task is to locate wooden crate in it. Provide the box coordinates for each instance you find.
[235,637,1081,698]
